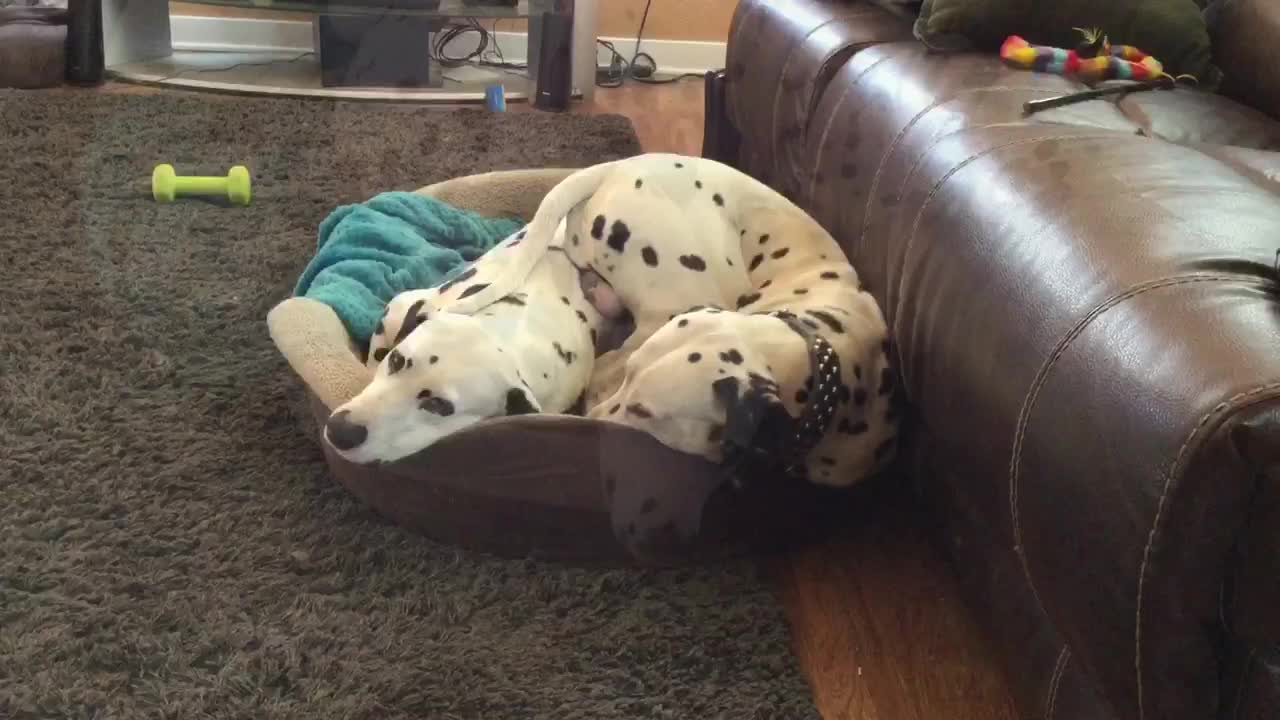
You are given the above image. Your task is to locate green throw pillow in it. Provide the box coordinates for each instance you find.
[913,0,1222,89]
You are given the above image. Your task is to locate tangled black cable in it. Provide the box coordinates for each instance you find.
[596,0,705,88]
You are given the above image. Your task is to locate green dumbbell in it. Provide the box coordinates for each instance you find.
[152,164,252,206]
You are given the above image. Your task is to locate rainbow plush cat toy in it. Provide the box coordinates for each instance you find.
[1000,28,1166,83]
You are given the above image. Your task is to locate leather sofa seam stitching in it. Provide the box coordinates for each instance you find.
[807,50,905,208]
[1045,646,1071,720]
[1002,272,1258,663]
[1233,647,1256,720]
[770,14,877,178]
[1136,380,1280,720]
[892,131,1121,340]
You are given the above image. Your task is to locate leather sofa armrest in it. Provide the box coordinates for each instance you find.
[1209,0,1280,120]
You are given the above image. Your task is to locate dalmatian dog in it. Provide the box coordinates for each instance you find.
[323,222,610,464]
[467,153,900,487]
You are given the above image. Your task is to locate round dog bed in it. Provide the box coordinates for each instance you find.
[269,168,863,564]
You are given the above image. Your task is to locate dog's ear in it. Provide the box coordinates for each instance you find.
[505,387,541,416]
[713,375,789,455]
[392,299,429,346]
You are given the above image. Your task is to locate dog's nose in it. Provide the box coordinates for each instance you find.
[325,410,368,451]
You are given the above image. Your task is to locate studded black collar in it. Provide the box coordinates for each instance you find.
[720,310,842,482]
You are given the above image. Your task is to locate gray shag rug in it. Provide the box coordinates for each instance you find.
[0,91,819,719]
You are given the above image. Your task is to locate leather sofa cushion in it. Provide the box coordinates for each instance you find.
[1120,86,1280,149]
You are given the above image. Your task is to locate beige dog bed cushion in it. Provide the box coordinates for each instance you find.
[268,168,859,564]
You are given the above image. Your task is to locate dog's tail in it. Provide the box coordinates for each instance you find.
[446,159,621,315]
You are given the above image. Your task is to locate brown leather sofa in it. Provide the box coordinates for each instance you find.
[711,1,1280,718]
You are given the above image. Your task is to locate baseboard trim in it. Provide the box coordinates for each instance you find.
[169,14,726,75]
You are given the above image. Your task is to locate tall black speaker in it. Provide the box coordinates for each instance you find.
[533,11,572,112]
[65,0,104,85]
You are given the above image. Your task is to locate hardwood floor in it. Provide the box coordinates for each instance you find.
[99,76,1019,719]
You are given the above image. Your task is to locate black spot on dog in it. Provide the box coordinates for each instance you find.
[874,437,896,461]
[688,352,702,363]
[838,385,851,404]
[561,296,570,305]
[807,310,844,333]
[726,257,734,267]
[641,246,659,266]
[771,247,790,260]
[627,403,654,418]
[819,457,836,466]
[459,283,490,299]
[392,299,428,345]
[707,424,724,443]
[640,497,658,514]
[749,254,764,271]
[854,387,868,405]
[405,358,414,369]
[553,342,576,365]
[821,271,840,280]
[606,220,631,253]
[879,367,895,395]
[794,288,809,295]
[678,318,689,328]
[695,180,703,189]
[590,328,598,347]
[429,355,438,364]
[712,193,725,206]
[572,234,580,246]
[795,389,809,404]
[760,279,772,289]
[418,390,455,417]
[679,254,707,271]
[576,310,588,323]
[609,404,620,414]
[438,267,476,293]
[736,292,761,309]
[497,294,527,306]
[719,349,744,365]
[372,348,389,362]
[607,265,615,273]
[675,162,684,168]
[635,178,643,189]
[591,215,606,240]
[759,234,770,245]
[506,388,539,416]
[838,418,869,435]
[374,320,385,336]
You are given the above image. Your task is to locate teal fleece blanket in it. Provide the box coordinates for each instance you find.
[294,191,523,345]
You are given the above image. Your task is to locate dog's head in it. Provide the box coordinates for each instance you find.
[328,312,541,464]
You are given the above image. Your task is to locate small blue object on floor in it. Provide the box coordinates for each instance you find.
[485,84,506,112]
[294,191,523,345]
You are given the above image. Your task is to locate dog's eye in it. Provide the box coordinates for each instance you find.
[387,350,406,374]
